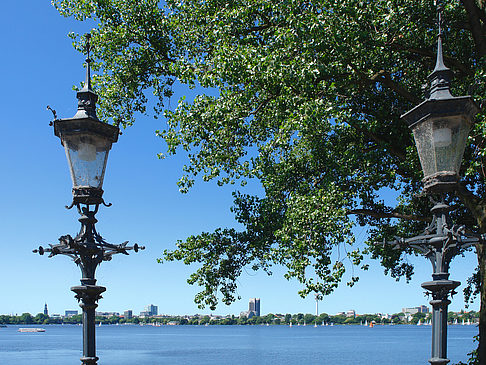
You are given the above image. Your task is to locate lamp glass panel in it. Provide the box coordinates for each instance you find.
[62,133,112,189]
[412,116,470,179]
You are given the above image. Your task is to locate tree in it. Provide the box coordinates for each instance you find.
[19,313,33,324]
[54,0,486,361]
[411,312,426,325]
[304,313,316,325]
[33,313,48,324]
[318,313,329,325]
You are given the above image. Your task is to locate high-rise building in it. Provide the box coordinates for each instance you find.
[249,298,260,317]
[44,303,48,316]
[145,304,158,316]
[418,305,429,314]
[124,310,133,319]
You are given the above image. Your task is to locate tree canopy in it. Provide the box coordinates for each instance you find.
[53,0,486,359]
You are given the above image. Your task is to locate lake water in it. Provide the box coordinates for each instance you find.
[0,324,477,364]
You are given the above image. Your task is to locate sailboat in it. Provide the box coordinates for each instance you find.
[417,319,422,326]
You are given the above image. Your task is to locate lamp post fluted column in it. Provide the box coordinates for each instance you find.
[390,198,480,364]
[34,203,144,365]
[392,199,478,364]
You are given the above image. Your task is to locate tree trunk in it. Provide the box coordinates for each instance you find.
[478,243,486,365]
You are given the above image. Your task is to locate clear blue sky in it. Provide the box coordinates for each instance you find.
[0,1,479,317]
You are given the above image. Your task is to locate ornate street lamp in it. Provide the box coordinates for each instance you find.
[395,4,481,365]
[401,14,477,194]
[34,34,144,365]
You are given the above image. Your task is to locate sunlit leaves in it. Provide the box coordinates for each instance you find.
[55,0,485,309]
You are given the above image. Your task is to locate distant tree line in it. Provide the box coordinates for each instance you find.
[0,311,479,326]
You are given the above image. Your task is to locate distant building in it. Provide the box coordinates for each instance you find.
[346,310,356,318]
[241,298,260,318]
[249,298,260,317]
[402,307,418,315]
[44,303,48,316]
[124,310,133,319]
[65,310,78,317]
[145,304,158,316]
[417,305,429,313]
[402,305,429,315]
[96,312,120,317]
[239,310,256,319]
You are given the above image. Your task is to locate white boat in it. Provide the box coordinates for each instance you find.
[18,328,45,333]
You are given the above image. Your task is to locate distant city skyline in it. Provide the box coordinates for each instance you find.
[3,300,464,319]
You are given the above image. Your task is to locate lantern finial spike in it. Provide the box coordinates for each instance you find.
[74,33,99,120]
[83,33,92,91]
[428,0,453,100]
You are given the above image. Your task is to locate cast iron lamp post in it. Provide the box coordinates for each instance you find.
[393,3,481,365]
[34,34,144,365]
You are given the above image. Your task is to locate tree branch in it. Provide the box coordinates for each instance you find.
[369,70,421,104]
[348,209,432,222]
[460,0,486,58]
[389,43,472,75]
[345,119,407,162]
[456,182,486,231]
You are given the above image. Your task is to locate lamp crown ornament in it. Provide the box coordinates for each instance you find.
[401,0,478,193]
